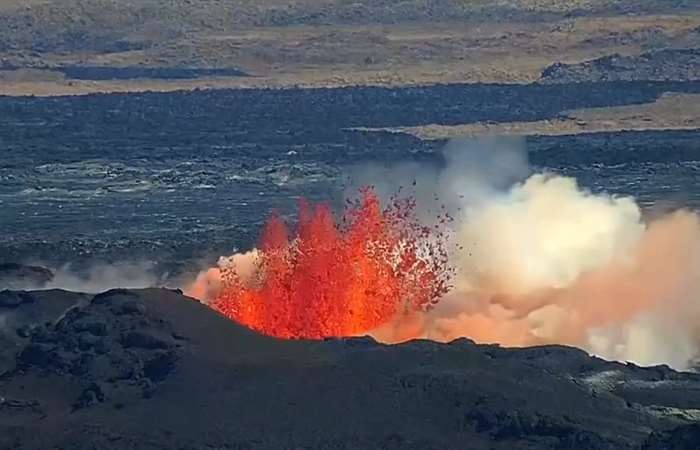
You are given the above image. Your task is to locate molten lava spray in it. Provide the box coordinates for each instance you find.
[188,138,700,369]
[197,188,451,339]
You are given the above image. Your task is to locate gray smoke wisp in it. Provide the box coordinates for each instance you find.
[1,261,165,293]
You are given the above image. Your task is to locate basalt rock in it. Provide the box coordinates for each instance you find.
[541,48,700,83]
[8,289,182,412]
[0,288,698,449]
[0,264,54,290]
[642,423,700,450]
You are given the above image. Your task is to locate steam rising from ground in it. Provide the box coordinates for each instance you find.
[3,262,164,293]
[363,138,700,369]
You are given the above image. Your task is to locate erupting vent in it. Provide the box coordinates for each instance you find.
[213,188,451,339]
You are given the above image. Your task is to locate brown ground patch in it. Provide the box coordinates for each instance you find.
[1,13,698,96]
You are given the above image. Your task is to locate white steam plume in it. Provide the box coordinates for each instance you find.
[363,138,700,370]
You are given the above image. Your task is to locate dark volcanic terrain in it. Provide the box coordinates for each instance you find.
[0,287,699,450]
[541,48,700,83]
[2,81,700,276]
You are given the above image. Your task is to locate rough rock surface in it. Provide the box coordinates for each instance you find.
[642,423,700,449]
[1,1,695,54]
[541,48,700,83]
[0,264,54,290]
[0,288,699,449]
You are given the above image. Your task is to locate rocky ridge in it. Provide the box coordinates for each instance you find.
[0,287,699,449]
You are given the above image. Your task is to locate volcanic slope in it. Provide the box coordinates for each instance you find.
[1,288,700,449]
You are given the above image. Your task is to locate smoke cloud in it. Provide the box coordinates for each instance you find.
[184,251,259,303]
[2,261,165,293]
[347,137,530,219]
[363,138,700,369]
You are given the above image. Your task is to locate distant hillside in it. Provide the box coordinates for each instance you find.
[0,0,699,93]
[0,0,697,53]
[542,48,700,83]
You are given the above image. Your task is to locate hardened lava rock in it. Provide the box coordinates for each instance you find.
[13,289,182,409]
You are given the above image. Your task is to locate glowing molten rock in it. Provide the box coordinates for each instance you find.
[213,188,451,339]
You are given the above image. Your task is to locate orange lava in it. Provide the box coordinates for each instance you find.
[213,187,452,339]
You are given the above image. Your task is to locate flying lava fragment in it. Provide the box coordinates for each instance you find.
[212,187,452,339]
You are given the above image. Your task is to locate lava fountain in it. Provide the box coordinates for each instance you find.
[211,187,452,339]
[186,137,700,369]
